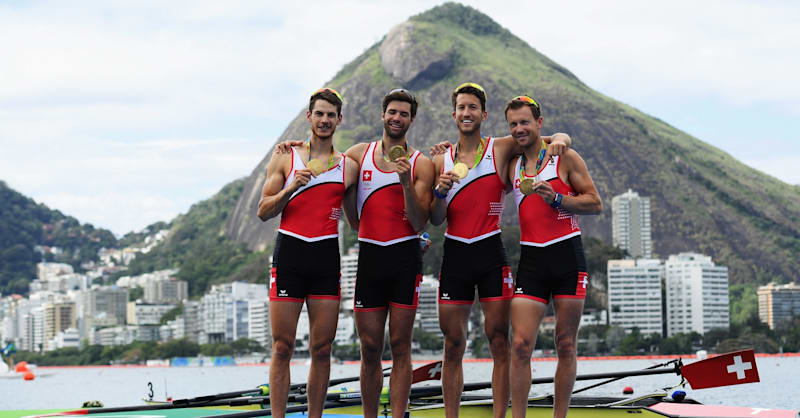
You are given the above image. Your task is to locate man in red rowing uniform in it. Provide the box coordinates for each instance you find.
[504,95,602,418]
[257,88,360,418]
[430,82,572,418]
[342,88,435,418]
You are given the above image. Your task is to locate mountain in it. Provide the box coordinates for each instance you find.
[225,3,799,283]
[0,181,117,295]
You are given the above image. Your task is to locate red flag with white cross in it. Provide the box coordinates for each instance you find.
[680,349,759,389]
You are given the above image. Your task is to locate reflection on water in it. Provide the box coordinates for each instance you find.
[2,357,797,410]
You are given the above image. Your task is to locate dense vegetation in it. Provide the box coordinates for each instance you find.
[0,181,116,295]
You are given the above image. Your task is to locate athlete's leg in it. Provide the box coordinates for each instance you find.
[269,300,303,418]
[305,298,340,418]
[551,297,584,418]
[509,298,547,418]
[356,309,388,418]
[387,305,416,416]
[481,299,512,418]
[439,303,472,418]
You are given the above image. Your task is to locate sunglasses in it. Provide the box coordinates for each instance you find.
[453,82,486,95]
[513,95,539,108]
[385,88,416,103]
[311,87,343,103]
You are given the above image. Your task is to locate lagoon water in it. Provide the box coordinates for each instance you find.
[2,357,798,411]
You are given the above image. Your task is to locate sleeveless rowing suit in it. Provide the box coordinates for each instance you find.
[511,155,588,303]
[438,138,513,304]
[270,147,344,302]
[354,141,422,311]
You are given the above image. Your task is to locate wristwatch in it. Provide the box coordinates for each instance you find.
[433,186,448,199]
[550,193,563,208]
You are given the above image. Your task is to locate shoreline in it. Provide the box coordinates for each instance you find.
[34,351,800,370]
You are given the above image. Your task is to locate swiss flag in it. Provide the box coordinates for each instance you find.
[412,361,442,384]
[363,170,372,181]
[681,349,759,389]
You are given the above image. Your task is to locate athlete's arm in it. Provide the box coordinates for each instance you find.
[429,140,454,156]
[273,140,306,154]
[257,151,312,221]
[342,155,361,230]
[397,154,434,232]
[508,155,521,188]
[429,154,456,226]
[532,149,602,215]
[493,133,572,159]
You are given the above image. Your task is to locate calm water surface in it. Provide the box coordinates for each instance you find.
[2,357,798,411]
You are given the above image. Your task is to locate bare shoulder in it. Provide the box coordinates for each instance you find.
[345,142,370,163]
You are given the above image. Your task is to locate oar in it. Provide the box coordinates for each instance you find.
[571,359,680,395]
[165,364,394,406]
[51,361,443,416]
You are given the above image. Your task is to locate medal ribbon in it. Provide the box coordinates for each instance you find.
[520,140,548,180]
[305,138,336,170]
[454,137,487,169]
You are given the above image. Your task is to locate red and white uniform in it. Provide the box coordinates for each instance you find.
[512,156,581,246]
[357,141,421,246]
[277,147,345,241]
[442,137,505,243]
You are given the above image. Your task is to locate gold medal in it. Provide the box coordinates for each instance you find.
[306,159,324,176]
[519,178,536,196]
[388,145,407,161]
[452,162,469,179]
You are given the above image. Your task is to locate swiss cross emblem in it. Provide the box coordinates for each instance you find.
[581,277,588,288]
[514,178,520,189]
[363,170,372,181]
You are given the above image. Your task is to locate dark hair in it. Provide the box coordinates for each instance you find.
[452,85,487,112]
[504,96,541,120]
[309,90,343,116]
[382,88,418,118]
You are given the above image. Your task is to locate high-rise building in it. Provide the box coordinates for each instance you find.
[758,282,800,330]
[612,189,653,258]
[665,253,729,336]
[607,259,664,336]
[144,278,188,304]
[340,247,359,311]
[417,276,440,334]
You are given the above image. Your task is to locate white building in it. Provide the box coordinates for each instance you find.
[665,253,729,336]
[144,278,188,304]
[50,328,80,350]
[335,313,355,346]
[248,300,270,349]
[416,276,439,334]
[198,282,268,344]
[607,259,664,336]
[758,282,800,330]
[340,247,359,311]
[127,302,175,325]
[611,189,653,259]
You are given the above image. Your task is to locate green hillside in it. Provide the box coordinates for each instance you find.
[119,178,270,296]
[226,3,800,285]
[0,181,116,295]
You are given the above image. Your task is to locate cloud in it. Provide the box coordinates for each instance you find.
[1,0,797,235]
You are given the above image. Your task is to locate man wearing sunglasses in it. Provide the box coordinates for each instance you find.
[505,95,601,418]
[257,88,361,418]
[340,88,435,418]
[429,82,572,418]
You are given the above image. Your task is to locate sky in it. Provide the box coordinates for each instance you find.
[1,1,798,236]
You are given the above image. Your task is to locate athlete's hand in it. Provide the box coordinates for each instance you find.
[395,157,413,187]
[290,168,313,191]
[274,140,306,154]
[436,172,459,195]
[533,180,556,204]
[429,141,453,156]
[543,136,569,164]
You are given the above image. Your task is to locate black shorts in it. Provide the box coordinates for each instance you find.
[514,236,588,303]
[439,234,513,304]
[270,232,341,302]
[354,239,422,311]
